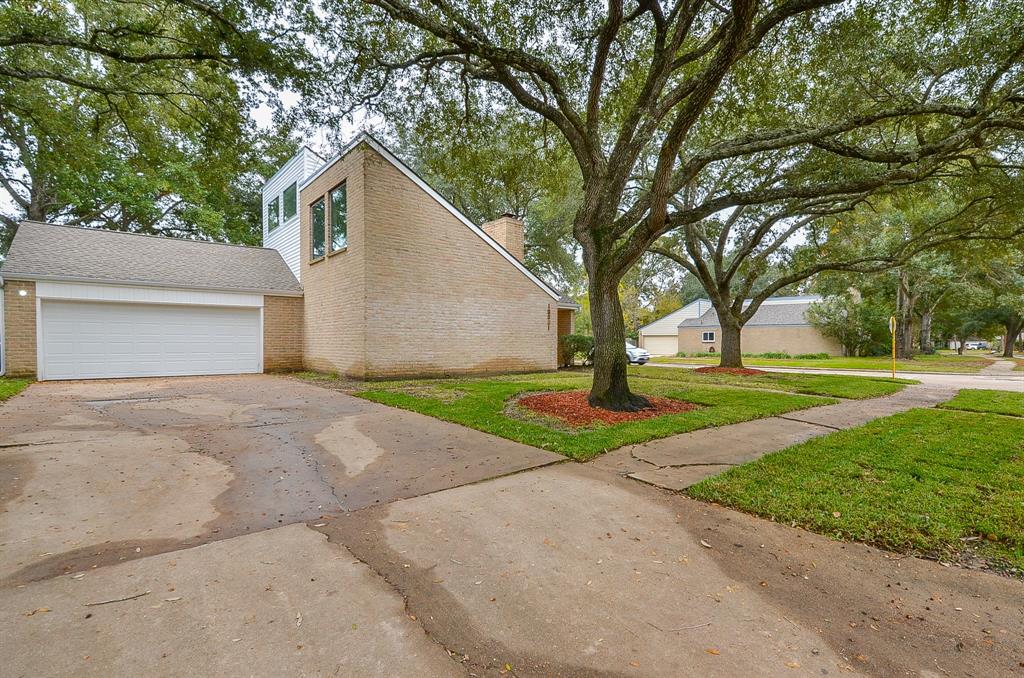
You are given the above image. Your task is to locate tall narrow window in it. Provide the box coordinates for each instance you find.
[283,182,297,221]
[267,196,280,232]
[330,183,347,250]
[311,198,326,259]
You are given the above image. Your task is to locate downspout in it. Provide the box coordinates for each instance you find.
[0,274,6,376]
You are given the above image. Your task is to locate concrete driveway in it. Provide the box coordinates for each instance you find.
[2,375,1022,677]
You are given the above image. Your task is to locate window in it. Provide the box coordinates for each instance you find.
[701,331,716,343]
[283,182,297,221]
[311,198,326,259]
[267,196,280,232]
[329,183,347,250]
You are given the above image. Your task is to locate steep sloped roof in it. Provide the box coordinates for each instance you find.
[1,221,302,295]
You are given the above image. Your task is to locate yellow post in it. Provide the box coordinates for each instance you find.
[889,316,897,378]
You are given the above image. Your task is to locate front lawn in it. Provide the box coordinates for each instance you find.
[940,389,1023,418]
[0,377,31,402]
[632,365,913,399]
[341,372,834,461]
[689,406,1024,572]
[650,353,993,373]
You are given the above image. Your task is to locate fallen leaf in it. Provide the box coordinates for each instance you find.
[164,597,182,602]
[700,540,712,549]
[705,648,720,656]
[24,607,50,616]
[786,661,801,669]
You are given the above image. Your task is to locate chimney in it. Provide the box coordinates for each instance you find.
[481,213,525,262]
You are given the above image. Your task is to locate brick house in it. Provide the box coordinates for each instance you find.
[0,133,577,380]
[676,296,842,356]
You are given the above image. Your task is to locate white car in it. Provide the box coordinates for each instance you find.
[626,342,650,365]
[964,341,988,350]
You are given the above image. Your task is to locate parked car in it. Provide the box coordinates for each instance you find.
[583,342,651,366]
[964,341,989,350]
[626,341,651,364]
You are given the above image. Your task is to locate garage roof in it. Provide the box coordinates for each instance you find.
[679,299,818,328]
[1,221,302,295]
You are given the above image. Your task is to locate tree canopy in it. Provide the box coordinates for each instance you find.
[325,0,1024,407]
[0,0,325,249]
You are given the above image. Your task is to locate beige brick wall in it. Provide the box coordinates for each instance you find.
[299,146,368,377]
[557,308,574,337]
[677,324,842,356]
[263,295,303,371]
[481,215,525,262]
[361,146,558,378]
[3,280,37,377]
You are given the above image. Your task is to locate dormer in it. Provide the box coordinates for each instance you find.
[262,146,325,280]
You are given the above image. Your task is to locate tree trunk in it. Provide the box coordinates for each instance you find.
[953,335,964,355]
[718,319,743,367]
[588,275,651,411]
[919,311,934,354]
[895,274,916,359]
[1003,316,1022,357]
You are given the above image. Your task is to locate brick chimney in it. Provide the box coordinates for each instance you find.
[481,213,525,262]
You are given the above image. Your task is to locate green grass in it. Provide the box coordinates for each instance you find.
[940,389,1023,418]
[633,365,913,399]
[651,353,993,373]
[689,407,1024,571]
[337,372,835,461]
[0,378,31,402]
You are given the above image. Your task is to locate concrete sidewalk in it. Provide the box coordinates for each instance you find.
[592,384,955,491]
[642,361,1023,391]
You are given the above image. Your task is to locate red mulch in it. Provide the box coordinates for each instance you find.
[694,366,767,376]
[517,390,698,427]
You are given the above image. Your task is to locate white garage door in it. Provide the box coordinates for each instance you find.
[39,300,261,380]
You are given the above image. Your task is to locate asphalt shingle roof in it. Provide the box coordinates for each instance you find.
[678,301,815,328]
[1,221,302,294]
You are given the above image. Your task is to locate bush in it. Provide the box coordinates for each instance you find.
[743,351,791,359]
[558,333,594,367]
[793,352,830,359]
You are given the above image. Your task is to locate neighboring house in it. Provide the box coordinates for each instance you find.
[637,298,712,355]
[0,133,578,381]
[677,295,842,356]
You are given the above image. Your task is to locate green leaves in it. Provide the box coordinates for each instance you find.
[0,0,321,248]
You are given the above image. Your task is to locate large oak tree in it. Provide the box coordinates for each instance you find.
[327,0,1023,409]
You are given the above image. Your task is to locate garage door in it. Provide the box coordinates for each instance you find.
[39,300,261,380]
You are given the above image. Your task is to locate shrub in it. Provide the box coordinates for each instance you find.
[675,351,688,357]
[743,351,791,359]
[793,352,830,359]
[558,333,594,367]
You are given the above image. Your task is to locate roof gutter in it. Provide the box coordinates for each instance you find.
[1,273,304,297]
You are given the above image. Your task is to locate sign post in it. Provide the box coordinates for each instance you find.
[888,316,897,378]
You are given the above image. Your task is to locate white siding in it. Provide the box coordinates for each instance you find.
[263,146,325,281]
[639,299,711,337]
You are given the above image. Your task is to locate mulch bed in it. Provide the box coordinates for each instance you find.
[694,366,767,376]
[517,390,698,428]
